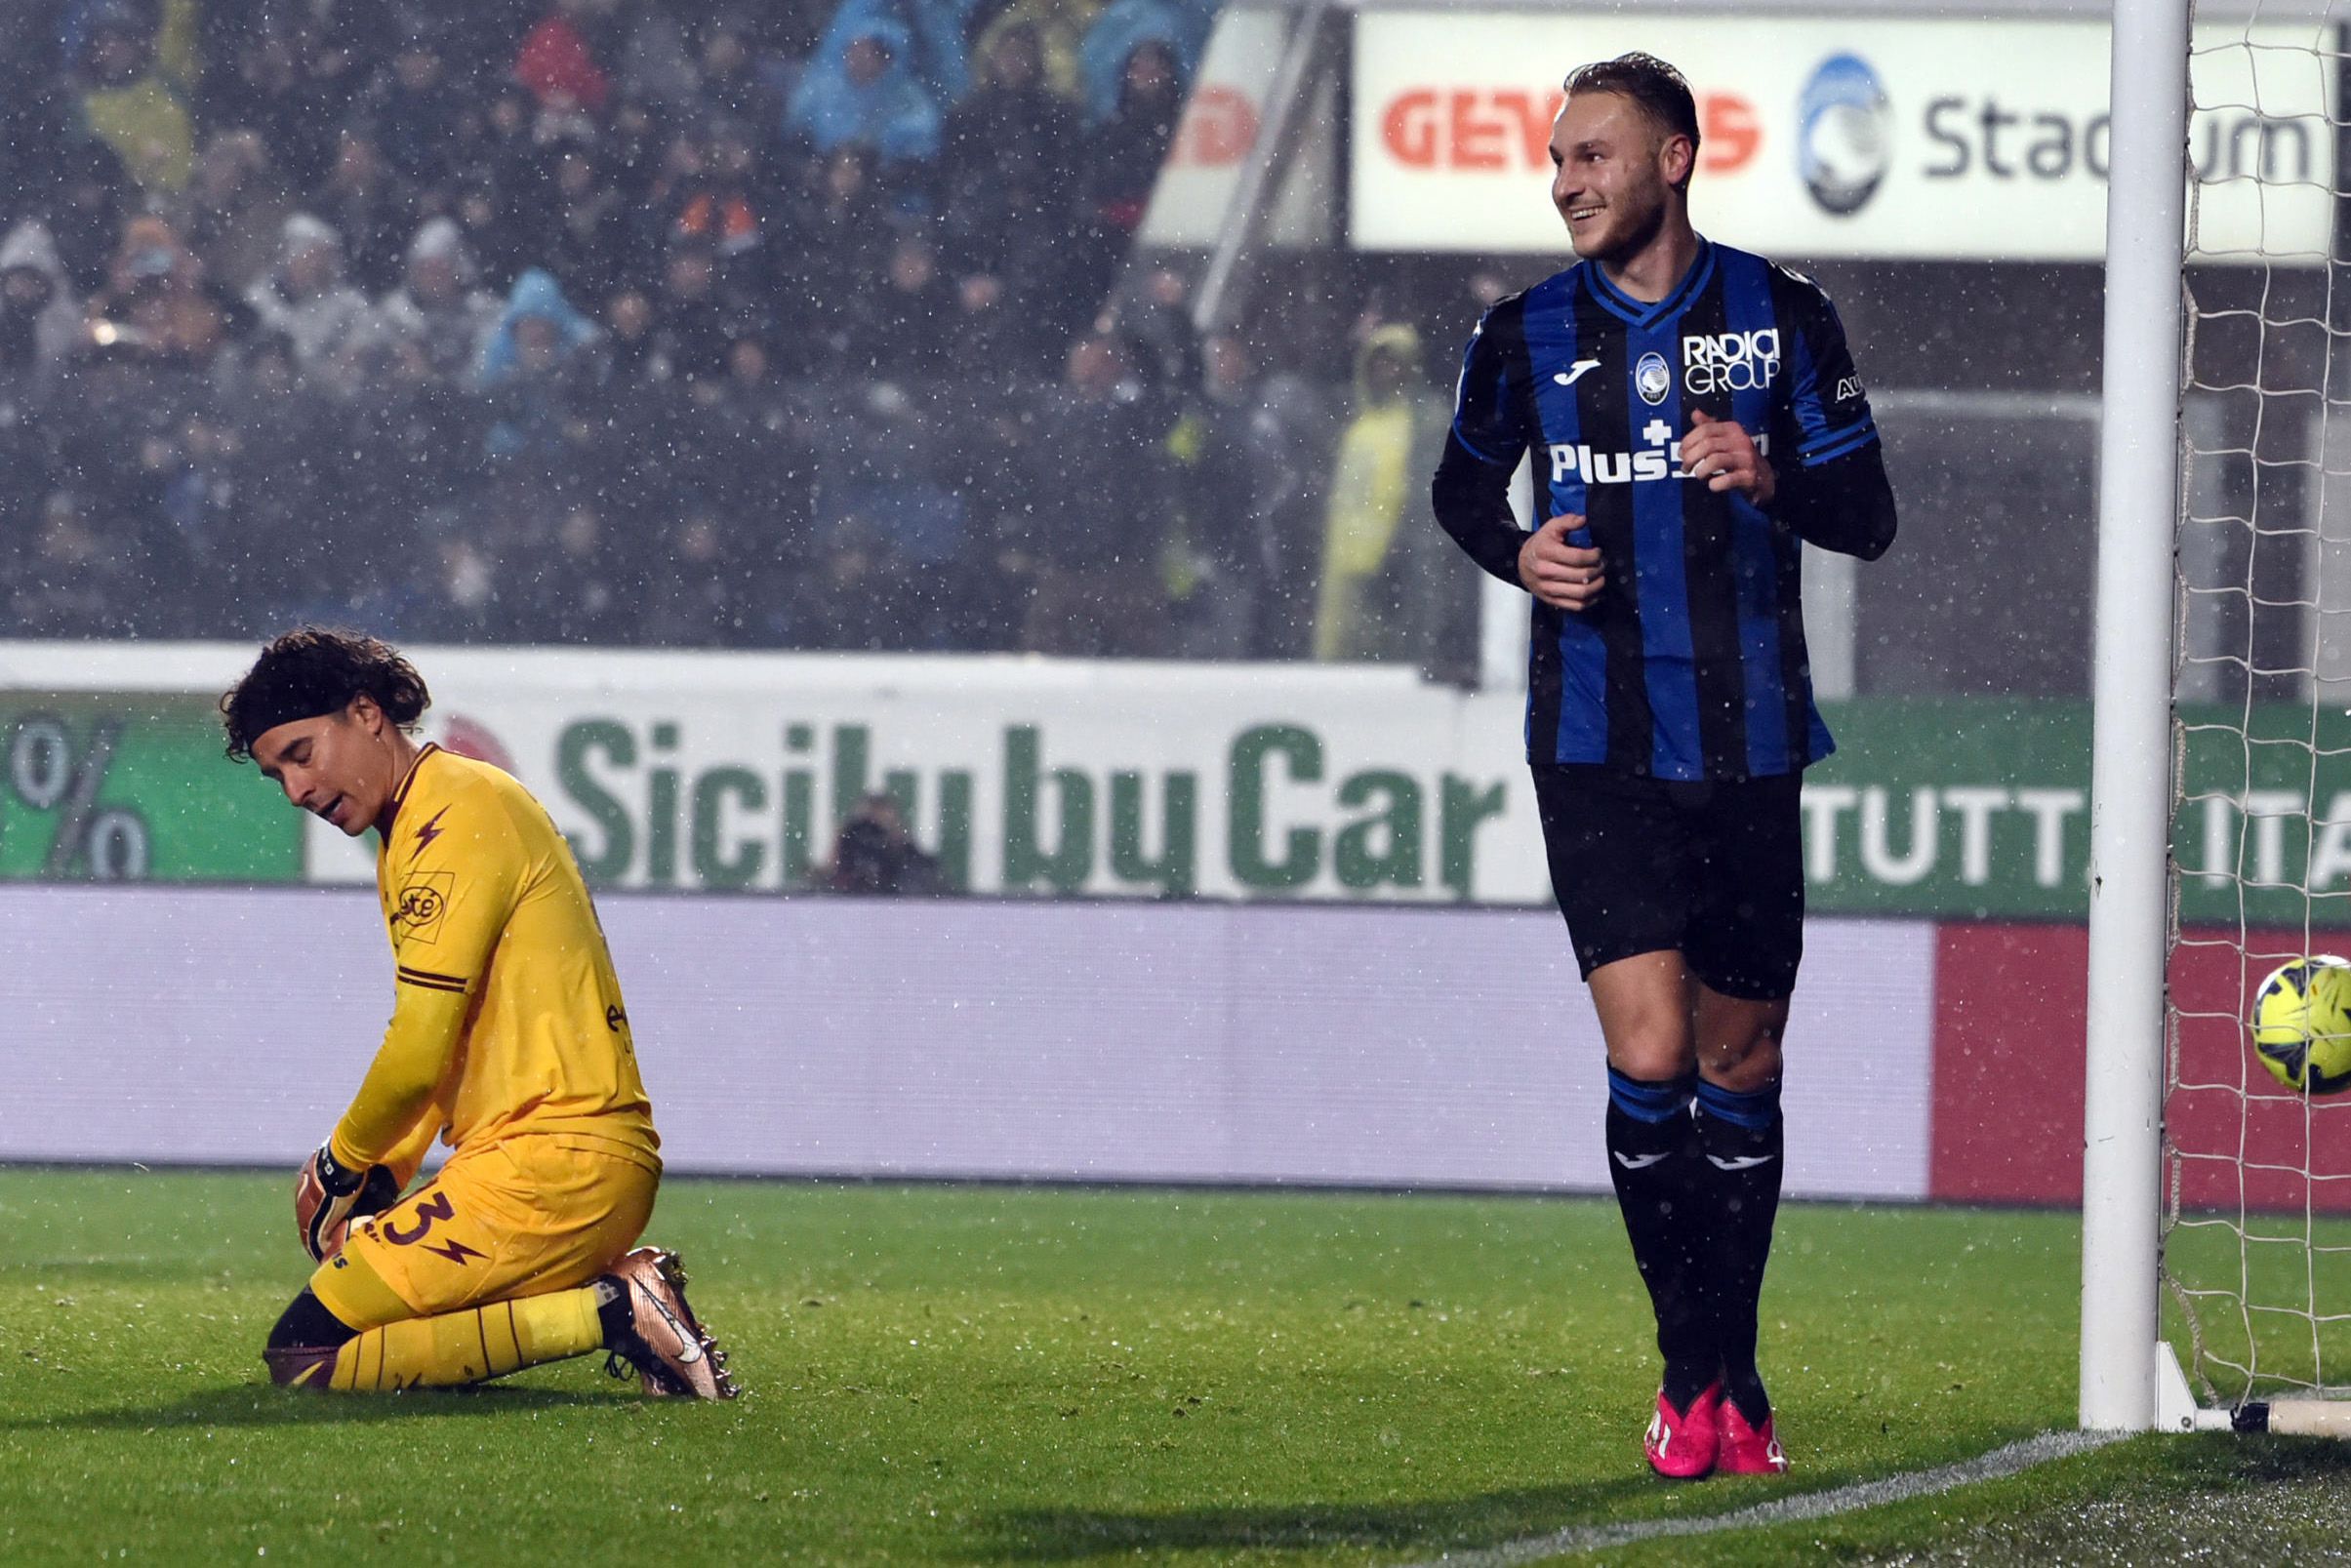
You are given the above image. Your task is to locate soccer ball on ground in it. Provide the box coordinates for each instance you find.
[2250,955,2351,1095]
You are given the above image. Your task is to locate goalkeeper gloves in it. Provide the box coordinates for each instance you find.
[294,1143,401,1263]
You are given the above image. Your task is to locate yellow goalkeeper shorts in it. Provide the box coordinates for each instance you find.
[311,1132,659,1329]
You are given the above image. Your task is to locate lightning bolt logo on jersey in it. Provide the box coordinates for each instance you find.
[1448,238,1880,782]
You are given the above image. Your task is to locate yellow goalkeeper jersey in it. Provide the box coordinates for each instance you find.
[328,744,659,1174]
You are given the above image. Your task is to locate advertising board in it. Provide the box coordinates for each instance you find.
[1350,12,2331,261]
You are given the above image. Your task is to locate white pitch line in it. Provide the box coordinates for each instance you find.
[1399,1428,2128,1567]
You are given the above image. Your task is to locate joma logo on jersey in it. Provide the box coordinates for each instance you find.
[1682,328,1779,394]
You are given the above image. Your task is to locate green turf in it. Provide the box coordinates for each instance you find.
[0,1170,2344,1565]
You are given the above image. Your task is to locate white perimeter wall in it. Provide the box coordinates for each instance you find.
[2,887,1934,1199]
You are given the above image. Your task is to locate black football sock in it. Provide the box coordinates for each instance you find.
[1693,1074,1785,1427]
[1604,1065,1713,1410]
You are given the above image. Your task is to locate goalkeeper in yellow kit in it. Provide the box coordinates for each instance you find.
[222,628,737,1398]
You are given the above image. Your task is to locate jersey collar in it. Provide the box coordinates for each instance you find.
[1582,236,1715,329]
[384,742,443,832]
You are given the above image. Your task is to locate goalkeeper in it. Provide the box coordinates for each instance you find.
[222,628,736,1399]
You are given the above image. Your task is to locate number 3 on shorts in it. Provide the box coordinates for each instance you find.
[380,1190,456,1247]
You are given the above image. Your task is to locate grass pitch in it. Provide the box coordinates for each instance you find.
[2,1170,2347,1565]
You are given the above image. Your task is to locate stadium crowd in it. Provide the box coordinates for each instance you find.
[0,0,1471,668]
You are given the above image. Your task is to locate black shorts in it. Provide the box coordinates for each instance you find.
[1530,764,1804,1000]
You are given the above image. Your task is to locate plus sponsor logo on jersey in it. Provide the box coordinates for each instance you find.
[1549,419,1771,486]
[1682,328,1779,395]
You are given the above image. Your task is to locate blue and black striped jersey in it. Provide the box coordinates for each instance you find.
[1433,237,1895,782]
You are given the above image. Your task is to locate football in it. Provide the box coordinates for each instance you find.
[2250,955,2351,1095]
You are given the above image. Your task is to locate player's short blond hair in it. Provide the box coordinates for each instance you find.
[1562,53,1701,193]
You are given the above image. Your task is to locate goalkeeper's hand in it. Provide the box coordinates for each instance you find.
[293,1143,401,1263]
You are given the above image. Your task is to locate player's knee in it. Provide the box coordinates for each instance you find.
[263,1288,357,1387]
[1703,1033,1784,1092]
[1606,1027,1697,1082]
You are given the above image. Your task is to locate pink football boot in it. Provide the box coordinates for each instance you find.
[1643,1382,1723,1479]
[1717,1398,1789,1474]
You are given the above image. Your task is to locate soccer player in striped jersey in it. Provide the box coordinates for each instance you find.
[1430,54,1896,1479]
[222,628,738,1399]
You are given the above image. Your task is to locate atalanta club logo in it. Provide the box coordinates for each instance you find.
[1635,352,1672,406]
[1799,54,1891,217]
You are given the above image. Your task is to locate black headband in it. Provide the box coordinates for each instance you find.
[237,684,353,745]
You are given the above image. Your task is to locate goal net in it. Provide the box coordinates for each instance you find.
[2163,4,2351,1428]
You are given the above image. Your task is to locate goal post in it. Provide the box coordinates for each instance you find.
[2089,0,2351,1435]
[2082,0,2190,1434]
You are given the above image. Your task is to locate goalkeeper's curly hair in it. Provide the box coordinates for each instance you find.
[220,627,431,762]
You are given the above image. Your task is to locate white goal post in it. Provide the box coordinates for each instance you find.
[2088,0,2351,1435]
[2081,0,2188,1437]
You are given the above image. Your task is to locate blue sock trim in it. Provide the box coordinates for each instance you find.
[1606,1066,1696,1123]
[1694,1075,1782,1131]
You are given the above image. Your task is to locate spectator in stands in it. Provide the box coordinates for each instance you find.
[1082,35,1181,219]
[215,331,335,613]
[0,7,68,216]
[939,21,1079,370]
[1312,324,1455,665]
[475,266,602,457]
[90,214,233,370]
[371,19,469,191]
[43,139,131,298]
[371,218,503,385]
[693,11,790,130]
[640,509,749,646]
[818,792,945,895]
[654,117,771,317]
[943,22,1076,212]
[1074,35,1182,308]
[784,17,942,176]
[1112,264,1200,393]
[542,135,634,306]
[974,0,1100,106]
[309,125,416,297]
[524,499,636,644]
[0,221,86,396]
[76,2,194,195]
[515,0,615,118]
[425,533,504,642]
[809,0,974,112]
[788,143,892,357]
[1078,0,1202,126]
[207,21,339,194]
[182,129,299,296]
[12,491,140,638]
[1019,333,1167,657]
[444,81,549,285]
[609,0,702,115]
[843,230,956,379]
[1213,334,1333,659]
[600,286,662,384]
[151,408,245,619]
[245,213,373,387]
[646,241,738,384]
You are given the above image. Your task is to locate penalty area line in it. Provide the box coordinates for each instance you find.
[1399,1428,2128,1566]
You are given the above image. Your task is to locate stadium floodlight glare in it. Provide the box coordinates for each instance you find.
[2088,0,2351,1438]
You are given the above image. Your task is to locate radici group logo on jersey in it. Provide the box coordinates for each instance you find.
[1799,53,1892,216]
